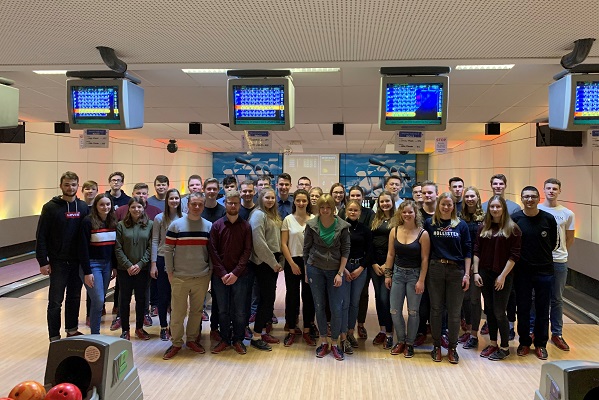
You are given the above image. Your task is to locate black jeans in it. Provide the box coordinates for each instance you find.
[118,268,150,332]
[371,268,393,332]
[514,268,552,348]
[357,273,371,324]
[252,261,278,334]
[212,273,251,344]
[47,260,83,339]
[463,275,482,331]
[480,269,513,348]
[284,256,315,330]
[156,256,171,328]
[427,260,465,348]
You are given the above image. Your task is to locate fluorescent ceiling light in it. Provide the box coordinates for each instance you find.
[182,68,340,74]
[455,64,515,70]
[33,70,68,75]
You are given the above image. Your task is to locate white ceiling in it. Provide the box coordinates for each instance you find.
[1,0,598,153]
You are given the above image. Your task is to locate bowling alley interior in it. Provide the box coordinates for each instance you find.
[2,1,599,399]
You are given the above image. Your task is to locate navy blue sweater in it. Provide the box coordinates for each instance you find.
[424,218,471,268]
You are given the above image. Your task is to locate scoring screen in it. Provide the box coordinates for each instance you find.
[71,86,120,125]
[574,81,599,125]
[385,83,444,125]
[232,84,285,125]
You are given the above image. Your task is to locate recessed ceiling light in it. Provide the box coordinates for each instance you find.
[182,68,340,74]
[455,64,515,70]
[33,70,68,75]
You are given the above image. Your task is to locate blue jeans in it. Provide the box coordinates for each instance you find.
[341,260,368,333]
[212,273,251,344]
[308,265,344,341]
[515,268,552,347]
[81,260,112,334]
[390,266,422,344]
[550,262,567,336]
[47,260,83,340]
[371,268,393,332]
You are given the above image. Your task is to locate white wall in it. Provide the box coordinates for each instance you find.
[0,123,211,246]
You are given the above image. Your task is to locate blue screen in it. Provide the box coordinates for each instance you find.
[71,86,120,125]
[385,83,443,125]
[574,81,599,125]
[233,84,285,125]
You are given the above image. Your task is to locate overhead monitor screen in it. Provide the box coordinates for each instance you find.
[70,85,120,125]
[384,82,444,126]
[232,84,286,126]
[574,80,599,126]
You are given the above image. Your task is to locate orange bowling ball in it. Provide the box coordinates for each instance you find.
[7,380,46,400]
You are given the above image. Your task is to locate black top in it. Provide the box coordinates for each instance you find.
[511,210,557,275]
[339,207,375,227]
[347,218,372,264]
[202,203,226,223]
[239,204,256,221]
[370,219,391,265]
[394,228,425,268]
[105,190,131,210]
[36,196,89,266]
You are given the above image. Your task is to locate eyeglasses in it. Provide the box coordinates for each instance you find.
[522,195,539,200]
[110,179,123,183]
[226,202,240,206]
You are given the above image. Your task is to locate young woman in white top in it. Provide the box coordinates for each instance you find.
[281,189,316,346]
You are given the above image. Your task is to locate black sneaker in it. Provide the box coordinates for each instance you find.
[347,333,359,348]
[463,336,479,349]
[431,346,442,362]
[404,344,415,358]
[489,348,510,361]
[447,347,460,364]
[250,338,272,352]
[383,335,393,350]
[342,339,353,355]
[160,327,171,341]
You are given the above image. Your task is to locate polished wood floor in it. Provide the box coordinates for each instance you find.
[1,274,597,400]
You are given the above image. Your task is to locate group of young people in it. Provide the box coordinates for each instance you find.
[35,169,574,364]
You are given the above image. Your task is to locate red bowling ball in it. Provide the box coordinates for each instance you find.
[45,383,83,400]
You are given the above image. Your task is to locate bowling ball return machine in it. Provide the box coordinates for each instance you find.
[44,335,143,400]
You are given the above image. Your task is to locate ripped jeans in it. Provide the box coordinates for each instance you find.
[389,266,422,345]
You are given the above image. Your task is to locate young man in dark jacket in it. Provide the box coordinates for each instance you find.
[36,171,89,341]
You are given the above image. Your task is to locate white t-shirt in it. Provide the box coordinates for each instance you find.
[538,204,575,263]
[281,214,313,257]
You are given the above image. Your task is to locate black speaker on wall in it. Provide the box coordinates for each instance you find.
[189,122,202,135]
[485,122,500,135]
[333,123,344,136]
[54,122,70,134]
[536,124,583,147]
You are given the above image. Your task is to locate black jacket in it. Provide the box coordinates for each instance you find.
[35,196,89,266]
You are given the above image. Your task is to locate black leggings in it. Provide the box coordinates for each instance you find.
[284,256,315,330]
[252,261,278,334]
[480,269,513,348]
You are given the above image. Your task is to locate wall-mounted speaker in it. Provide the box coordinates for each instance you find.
[485,122,500,135]
[54,122,70,134]
[189,122,202,135]
[333,123,344,136]
[536,124,583,147]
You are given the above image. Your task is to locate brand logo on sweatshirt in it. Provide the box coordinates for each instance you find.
[65,211,81,219]
[541,231,548,238]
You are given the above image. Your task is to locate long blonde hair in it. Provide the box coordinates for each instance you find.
[461,186,484,223]
[479,195,518,238]
[257,188,281,225]
[432,192,460,228]
[371,190,395,230]
[390,200,422,228]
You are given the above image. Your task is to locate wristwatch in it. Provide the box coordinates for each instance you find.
[337,271,343,276]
